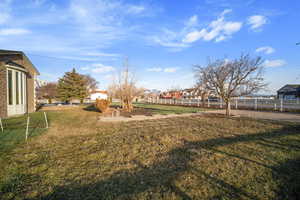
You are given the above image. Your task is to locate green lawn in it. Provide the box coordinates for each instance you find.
[135,102,205,114]
[112,102,207,115]
[0,112,52,159]
[0,105,300,200]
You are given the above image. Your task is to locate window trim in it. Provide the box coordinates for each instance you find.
[7,69,13,105]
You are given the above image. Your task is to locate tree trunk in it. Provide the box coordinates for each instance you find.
[122,99,133,112]
[225,100,231,116]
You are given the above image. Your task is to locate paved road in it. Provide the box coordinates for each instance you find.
[205,109,300,123]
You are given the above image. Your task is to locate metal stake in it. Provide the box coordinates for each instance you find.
[44,112,49,129]
[25,116,30,141]
[0,118,3,133]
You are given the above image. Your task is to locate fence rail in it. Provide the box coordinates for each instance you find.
[147,98,300,112]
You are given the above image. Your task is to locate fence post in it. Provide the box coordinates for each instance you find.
[280,99,283,112]
[189,99,192,107]
[44,112,49,129]
[25,116,30,141]
[255,98,257,110]
[208,98,210,108]
[220,99,222,109]
[0,118,3,133]
[274,103,277,111]
[235,99,238,109]
[197,99,200,107]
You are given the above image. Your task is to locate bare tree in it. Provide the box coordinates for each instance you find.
[194,54,266,116]
[193,84,211,107]
[83,74,99,92]
[37,82,58,104]
[108,59,144,112]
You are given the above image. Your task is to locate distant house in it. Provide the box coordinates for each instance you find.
[0,50,39,118]
[90,90,108,101]
[160,90,182,99]
[182,88,202,99]
[277,84,300,100]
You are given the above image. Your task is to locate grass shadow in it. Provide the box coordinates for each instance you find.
[83,104,99,113]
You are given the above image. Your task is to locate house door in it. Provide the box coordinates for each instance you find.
[7,69,27,116]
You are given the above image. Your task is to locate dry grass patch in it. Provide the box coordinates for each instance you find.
[0,106,300,200]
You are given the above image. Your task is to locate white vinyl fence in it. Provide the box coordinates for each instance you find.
[147,98,300,112]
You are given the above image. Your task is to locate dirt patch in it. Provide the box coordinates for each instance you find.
[99,112,203,122]
[40,105,79,111]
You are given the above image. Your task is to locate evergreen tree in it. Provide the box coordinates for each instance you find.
[57,68,88,103]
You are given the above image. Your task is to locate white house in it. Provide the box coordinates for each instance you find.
[90,90,108,101]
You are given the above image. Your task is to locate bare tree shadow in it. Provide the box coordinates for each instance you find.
[28,123,300,200]
[271,157,300,200]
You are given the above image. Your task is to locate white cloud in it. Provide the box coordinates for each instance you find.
[81,63,115,73]
[0,28,30,35]
[84,52,121,57]
[215,35,226,42]
[182,29,207,43]
[151,28,190,50]
[155,9,242,48]
[164,67,178,73]
[147,67,162,72]
[80,66,90,71]
[153,38,189,48]
[221,9,232,16]
[0,13,10,24]
[247,15,267,30]
[147,67,179,73]
[127,5,145,14]
[185,15,198,27]
[256,46,275,54]
[0,0,11,24]
[91,64,115,73]
[104,74,114,80]
[183,10,242,43]
[264,59,286,67]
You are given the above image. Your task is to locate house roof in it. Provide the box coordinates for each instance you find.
[91,90,108,94]
[278,84,300,92]
[285,84,300,88]
[0,49,40,75]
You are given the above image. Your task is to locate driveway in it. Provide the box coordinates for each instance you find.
[205,109,300,123]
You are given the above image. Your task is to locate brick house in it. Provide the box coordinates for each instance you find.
[0,50,39,118]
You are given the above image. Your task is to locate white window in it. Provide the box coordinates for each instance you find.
[7,68,27,116]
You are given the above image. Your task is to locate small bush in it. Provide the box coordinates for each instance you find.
[95,99,110,113]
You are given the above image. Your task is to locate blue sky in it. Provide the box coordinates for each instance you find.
[0,0,299,94]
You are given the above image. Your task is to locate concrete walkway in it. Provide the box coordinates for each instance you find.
[205,109,300,123]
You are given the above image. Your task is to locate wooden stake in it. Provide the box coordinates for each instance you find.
[25,116,30,141]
